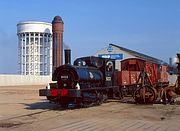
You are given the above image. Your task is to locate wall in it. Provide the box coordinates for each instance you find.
[0,75,52,86]
[95,45,136,71]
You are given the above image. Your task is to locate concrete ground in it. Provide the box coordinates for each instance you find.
[0,85,180,131]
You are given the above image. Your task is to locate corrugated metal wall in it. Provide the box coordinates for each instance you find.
[0,75,52,86]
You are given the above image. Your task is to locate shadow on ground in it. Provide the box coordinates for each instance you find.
[23,97,157,111]
[22,101,61,110]
[24,98,136,110]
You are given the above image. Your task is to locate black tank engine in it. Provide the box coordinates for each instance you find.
[39,49,119,107]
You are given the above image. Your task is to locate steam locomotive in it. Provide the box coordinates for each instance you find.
[39,49,172,107]
[39,50,120,107]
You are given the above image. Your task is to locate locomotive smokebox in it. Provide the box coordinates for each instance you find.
[65,49,71,65]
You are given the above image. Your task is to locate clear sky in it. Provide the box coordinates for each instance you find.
[0,0,180,74]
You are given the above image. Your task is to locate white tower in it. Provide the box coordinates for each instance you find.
[17,21,52,75]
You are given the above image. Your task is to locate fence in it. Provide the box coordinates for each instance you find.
[0,75,52,86]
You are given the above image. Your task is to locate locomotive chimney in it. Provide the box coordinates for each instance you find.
[64,49,71,65]
[52,16,64,72]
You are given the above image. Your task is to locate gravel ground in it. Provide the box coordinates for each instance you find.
[0,85,180,131]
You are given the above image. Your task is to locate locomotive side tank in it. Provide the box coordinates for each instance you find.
[74,56,116,87]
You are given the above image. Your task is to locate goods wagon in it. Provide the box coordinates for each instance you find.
[115,58,170,103]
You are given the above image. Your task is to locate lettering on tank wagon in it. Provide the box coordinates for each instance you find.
[98,54,123,60]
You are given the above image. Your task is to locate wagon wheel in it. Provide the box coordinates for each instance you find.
[134,85,157,104]
[160,87,175,104]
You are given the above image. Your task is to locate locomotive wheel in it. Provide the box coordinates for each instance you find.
[96,92,103,105]
[160,87,175,104]
[61,103,68,108]
[134,85,157,104]
[102,92,108,102]
[82,102,89,108]
[59,99,68,108]
[118,88,124,100]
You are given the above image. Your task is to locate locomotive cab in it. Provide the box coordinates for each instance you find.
[74,56,117,98]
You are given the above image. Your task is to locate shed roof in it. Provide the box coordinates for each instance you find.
[110,43,166,65]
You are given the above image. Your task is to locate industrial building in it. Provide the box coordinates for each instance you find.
[17,21,52,75]
[95,43,164,71]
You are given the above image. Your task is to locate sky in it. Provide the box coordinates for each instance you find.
[0,0,180,74]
